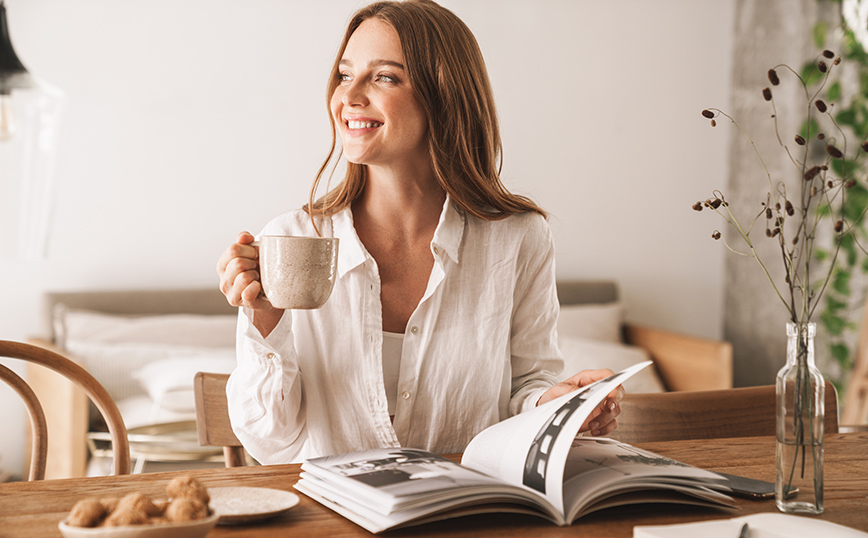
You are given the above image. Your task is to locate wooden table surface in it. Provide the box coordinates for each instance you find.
[1,432,866,537]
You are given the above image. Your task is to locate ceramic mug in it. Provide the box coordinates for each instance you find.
[253,235,339,309]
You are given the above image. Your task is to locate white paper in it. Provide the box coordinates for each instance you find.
[633,512,868,538]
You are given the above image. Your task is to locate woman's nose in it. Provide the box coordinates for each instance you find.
[342,79,369,107]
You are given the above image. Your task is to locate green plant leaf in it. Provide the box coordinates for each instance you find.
[861,257,868,272]
[833,269,851,295]
[828,81,842,102]
[826,295,847,312]
[801,62,825,87]
[821,309,848,335]
[814,21,828,50]
[800,118,821,140]
[830,343,850,366]
[815,248,830,262]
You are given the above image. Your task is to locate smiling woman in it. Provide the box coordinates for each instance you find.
[215,0,625,466]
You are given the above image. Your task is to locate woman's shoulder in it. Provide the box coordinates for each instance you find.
[466,208,552,241]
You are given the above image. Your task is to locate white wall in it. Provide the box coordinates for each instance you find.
[0,0,734,477]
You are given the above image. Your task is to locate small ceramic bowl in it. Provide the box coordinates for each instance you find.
[58,512,218,538]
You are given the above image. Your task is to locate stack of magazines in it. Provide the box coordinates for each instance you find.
[295,362,735,533]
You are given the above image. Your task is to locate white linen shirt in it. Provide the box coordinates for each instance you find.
[226,196,563,464]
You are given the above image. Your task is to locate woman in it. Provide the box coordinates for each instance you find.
[216,0,623,464]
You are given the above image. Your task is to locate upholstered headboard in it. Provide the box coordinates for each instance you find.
[42,289,237,343]
[42,280,619,342]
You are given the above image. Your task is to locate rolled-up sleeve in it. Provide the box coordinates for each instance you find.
[226,308,307,464]
[507,215,563,416]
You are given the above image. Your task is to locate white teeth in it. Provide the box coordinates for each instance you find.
[347,120,382,130]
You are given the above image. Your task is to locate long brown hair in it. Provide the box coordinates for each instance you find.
[306,0,545,227]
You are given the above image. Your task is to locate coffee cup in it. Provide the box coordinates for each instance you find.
[253,235,339,309]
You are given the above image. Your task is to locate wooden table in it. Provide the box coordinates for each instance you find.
[1,433,866,537]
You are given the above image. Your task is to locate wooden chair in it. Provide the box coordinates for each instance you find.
[0,340,130,480]
[843,299,868,426]
[193,372,247,467]
[608,382,839,444]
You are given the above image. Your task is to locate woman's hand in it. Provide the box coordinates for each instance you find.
[537,369,625,437]
[217,232,284,336]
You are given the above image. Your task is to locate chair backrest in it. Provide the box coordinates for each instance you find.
[608,382,839,444]
[843,302,868,426]
[0,340,130,480]
[193,372,246,467]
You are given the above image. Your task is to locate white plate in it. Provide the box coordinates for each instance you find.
[208,487,300,525]
[58,512,218,538]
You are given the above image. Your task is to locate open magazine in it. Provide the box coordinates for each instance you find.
[294,361,735,533]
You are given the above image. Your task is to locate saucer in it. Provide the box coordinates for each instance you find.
[208,487,300,525]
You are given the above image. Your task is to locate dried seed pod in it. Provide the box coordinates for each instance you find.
[818,133,826,140]
[768,68,781,85]
[795,134,806,145]
[819,60,828,73]
[835,220,844,233]
[834,56,842,65]
[816,100,828,113]
[766,207,773,219]
[846,179,857,189]
[826,145,844,159]
[763,87,773,101]
[709,198,722,209]
[823,49,835,58]
[828,180,834,189]
[701,109,714,119]
[710,119,716,127]
[861,140,868,152]
[712,231,721,240]
[804,166,822,181]
[766,228,773,237]
[692,202,704,211]
[785,200,794,215]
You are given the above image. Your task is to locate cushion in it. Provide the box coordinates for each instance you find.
[52,305,238,405]
[52,304,238,348]
[557,335,666,394]
[557,302,624,344]
[133,354,237,413]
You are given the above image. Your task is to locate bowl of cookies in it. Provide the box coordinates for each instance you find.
[58,475,218,538]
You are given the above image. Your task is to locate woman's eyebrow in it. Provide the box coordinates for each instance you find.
[339,59,406,70]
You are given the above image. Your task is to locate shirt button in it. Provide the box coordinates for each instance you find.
[401,391,411,400]
[433,246,440,255]
[410,326,419,334]
[266,352,277,360]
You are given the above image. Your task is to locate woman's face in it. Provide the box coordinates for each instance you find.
[330,18,429,169]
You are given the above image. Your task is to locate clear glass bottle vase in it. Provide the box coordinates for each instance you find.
[775,322,824,514]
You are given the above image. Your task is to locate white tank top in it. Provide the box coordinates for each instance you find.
[382,331,404,416]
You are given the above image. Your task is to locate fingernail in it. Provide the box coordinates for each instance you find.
[608,402,616,411]
[589,421,599,431]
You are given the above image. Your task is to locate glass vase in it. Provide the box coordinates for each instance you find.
[775,322,824,514]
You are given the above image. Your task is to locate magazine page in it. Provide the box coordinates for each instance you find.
[297,446,562,532]
[461,361,652,513]
[561,437,733,521]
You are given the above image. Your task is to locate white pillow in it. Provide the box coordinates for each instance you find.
[63,340,237,404]
[133,354,237,413]
[53,305,238,348]
[557,335,666,394]
[557,302,624,344]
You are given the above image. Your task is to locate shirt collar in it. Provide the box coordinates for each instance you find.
[333,207,367,278]
[431,194,464,264]
[331,194,466,277]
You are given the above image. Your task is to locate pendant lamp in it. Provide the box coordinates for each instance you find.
[0,0,64,261]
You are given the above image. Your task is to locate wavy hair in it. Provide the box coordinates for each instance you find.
[306,0,545,230]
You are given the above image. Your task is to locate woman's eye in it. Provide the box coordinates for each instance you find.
[338,72,352,82]
[376,74,396,83]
